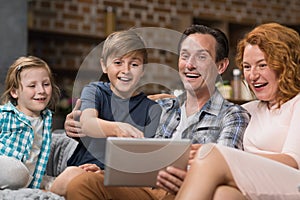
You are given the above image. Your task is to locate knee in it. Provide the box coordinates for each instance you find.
[190,143,218,168]
[213,186,246,200]
[213,186,229,200]
[0,156,31,189]
[191,144,228,178]
[196,143,216,160]
[50,166,85,196]
[62,166,85,177]
[1,169,31,189]
[57,166,85,184]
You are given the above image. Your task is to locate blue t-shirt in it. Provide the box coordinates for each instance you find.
[67,82,162,169]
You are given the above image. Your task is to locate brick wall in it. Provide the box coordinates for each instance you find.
[27,0,300,119]
[29,0,300,36]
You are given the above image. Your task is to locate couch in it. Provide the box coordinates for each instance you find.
[0,129,78,200]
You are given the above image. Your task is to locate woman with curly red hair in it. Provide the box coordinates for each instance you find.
[175,23,300,200]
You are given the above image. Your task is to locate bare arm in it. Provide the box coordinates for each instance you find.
[64,99,144,138]
[257,153,298,169]
[80,108,144,138]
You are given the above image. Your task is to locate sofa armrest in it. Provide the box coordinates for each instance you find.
[46,130,78,177]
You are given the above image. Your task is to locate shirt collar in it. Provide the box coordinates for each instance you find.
[157,88,225,117]
[202,88,225,116]
[2,101,51,119]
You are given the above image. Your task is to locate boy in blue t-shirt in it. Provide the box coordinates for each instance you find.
[50,29,162,195]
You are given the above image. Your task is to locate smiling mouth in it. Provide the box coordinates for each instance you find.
[34,97,46,101]
[253,83,268,88]
[185,73,201,78]
[118,77,131,82]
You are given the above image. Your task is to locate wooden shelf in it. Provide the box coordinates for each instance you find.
[28,28,104,43]
[28,28,105,78]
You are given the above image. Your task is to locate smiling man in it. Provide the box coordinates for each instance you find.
[154,25,251,197]
[155,25,249,146]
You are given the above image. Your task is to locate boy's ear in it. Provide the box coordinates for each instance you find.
[10,88,18,99]
[100,58,107,73]
[140,65,145,77]
[217,58,229,75]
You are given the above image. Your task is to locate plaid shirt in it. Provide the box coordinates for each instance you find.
[155,89,250,149]
[0,102,52,188]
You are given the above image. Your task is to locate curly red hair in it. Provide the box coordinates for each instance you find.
[235,23,300,108]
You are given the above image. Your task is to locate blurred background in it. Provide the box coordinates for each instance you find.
[0,0,299,129]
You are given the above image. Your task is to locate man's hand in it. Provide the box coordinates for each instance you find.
[64,99,86,138]
[156,166,187,195]
[147,93,175,101]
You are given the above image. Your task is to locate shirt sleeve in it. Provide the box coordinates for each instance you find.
[80,83,101,111]
[0,112,3,131]
[144,103,162,138]
[217,105,250,149]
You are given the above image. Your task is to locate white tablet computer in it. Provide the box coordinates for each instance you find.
[104,137,191,187]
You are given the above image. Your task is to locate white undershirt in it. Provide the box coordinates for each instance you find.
[24,116,43,176]
[172,102,197,139]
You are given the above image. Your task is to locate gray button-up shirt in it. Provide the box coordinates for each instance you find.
[155,89,250,149]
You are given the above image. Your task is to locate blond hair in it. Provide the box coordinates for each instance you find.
[101,29,148,66]
[1,56,60,110]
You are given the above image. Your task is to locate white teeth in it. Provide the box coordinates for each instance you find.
[253,83,267,88]
[254,83,264,87]
[186,73,200,78]
[119,77,130,81]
